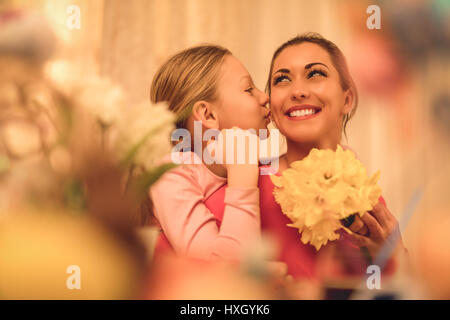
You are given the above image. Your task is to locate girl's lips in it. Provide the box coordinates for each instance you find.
[263,111,272,126]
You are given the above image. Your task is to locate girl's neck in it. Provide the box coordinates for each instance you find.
[193,142,228,178]
[207,163,227,178]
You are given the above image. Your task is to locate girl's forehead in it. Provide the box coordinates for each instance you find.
[274,43,332,70]
[220,55,251,82]
[222,55,246,73]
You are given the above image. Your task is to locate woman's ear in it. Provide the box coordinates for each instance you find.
[192,101,219,129]
[342,88,355,115]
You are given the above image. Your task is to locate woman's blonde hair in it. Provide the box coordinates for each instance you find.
[150,45,231,129]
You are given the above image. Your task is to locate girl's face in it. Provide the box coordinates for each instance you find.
[214,55,270,131]
[269,43,353,145]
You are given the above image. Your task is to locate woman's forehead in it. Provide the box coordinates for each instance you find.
[273,43,332,70]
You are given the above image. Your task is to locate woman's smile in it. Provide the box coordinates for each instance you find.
[285,104,322,121]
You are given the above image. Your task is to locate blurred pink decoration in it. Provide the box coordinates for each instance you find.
[0,9,56,62]
[349,33,405,97]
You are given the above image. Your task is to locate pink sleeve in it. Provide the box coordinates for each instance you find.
[150,165,260,261]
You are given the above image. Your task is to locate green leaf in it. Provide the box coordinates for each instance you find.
[64,179,87,212]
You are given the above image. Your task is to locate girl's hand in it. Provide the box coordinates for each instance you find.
[207,127,260,188]
[348,201,405,261]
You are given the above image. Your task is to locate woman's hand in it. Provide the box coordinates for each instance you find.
[344,215,369,236]
[348,201,405,261]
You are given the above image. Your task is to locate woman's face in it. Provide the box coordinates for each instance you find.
[214,55,270,131]
[269,42,353,145]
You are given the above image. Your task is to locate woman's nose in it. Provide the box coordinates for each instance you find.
[291,84,310,101]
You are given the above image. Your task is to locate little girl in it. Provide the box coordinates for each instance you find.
[149,45,271,261]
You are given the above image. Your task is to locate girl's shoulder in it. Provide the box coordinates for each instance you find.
[153,151,226,192]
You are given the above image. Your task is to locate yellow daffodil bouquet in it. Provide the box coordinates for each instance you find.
[270,145,382,250]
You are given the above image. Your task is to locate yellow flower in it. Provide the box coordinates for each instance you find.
[271,145,382,250]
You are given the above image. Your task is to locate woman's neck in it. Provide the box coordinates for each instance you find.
[283,137,341,168]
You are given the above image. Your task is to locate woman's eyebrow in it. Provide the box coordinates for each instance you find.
[305,62,328,69]
[273,63,328,74]
[273,68,290,74]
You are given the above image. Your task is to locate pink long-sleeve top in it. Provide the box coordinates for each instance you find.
[149,152,260,261]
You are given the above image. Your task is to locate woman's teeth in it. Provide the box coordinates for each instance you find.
[289,109,316,118]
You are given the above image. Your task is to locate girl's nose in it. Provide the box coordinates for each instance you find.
[258,89,269,106]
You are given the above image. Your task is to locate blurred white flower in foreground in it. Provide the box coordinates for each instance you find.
[112,101,175,171]
[45,60,124,127]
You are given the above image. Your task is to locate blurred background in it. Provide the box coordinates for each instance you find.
[0,0,449,299]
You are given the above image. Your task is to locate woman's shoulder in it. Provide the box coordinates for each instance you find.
[259,153,286,176]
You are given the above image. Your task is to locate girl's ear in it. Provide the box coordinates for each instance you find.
[192,101,220,129]
[342,88,355,115]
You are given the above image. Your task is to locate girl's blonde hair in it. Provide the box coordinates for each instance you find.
[150,45,231,129]
[143,45,230,226]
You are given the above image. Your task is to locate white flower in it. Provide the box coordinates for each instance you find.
[112,101,175,171]
[45,61,176,171]
[1,121,41,157]
[45,60,124,126]
[77,76,124,126]
[44,60,78,95]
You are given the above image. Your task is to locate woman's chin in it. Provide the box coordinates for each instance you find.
[283,130,322,145]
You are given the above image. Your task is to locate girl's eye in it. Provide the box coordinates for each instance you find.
[307,69,327,79]
[273,75,289,85]
[245,87,254,94]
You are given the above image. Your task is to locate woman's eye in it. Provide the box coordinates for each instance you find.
[273,75,289,85]
[307,69,327,79]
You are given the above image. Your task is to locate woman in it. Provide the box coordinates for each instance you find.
[258,33,406,279]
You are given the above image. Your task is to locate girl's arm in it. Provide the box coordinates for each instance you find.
[150,164,260,261]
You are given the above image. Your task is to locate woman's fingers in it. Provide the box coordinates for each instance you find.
[358,224,369,237]
[361,211,384,240]
[348,215,369,236]
[348,215,363,232]
[369,202,390,227]
[349,232,371,248]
